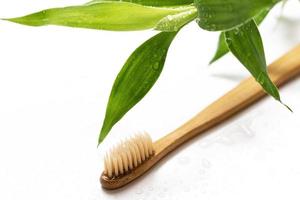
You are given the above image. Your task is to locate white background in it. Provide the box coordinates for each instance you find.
[0,0,300,199]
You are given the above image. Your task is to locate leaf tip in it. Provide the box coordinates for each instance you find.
[98,128,107,147]
[1,18,16,24]
[282,102,293,113]
[277,98,293,112]
[97,136,103,147]
[97,134,106,147]
[3,17,23,24]
[97,141,101,148]
[98,120,113,146]
[2,11,47,27]
[208,57,216,65]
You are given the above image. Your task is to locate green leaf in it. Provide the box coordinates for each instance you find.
[99,31,178,144]
[155,7,197,31]
[224,19,285,105]
[209,8,271,64]
[86,0,194,7]
[253,7,271,25]
[209,33,227,64]
[4,2,192,31]
[194,0,280,31]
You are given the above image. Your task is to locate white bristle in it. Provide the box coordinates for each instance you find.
[103,132,154,178]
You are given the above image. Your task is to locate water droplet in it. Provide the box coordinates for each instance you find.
[202,159,211,168]
[225,38,232,45]
[152,62,160,71]
[183,186,191,192]
[178,156,190,165]
[135,188,143,195]
[167,15,173,21]
[198,169,206,175]
[148,186,154,191]
[217,135,234,145]
[257,73,265,85]
[227,4,234,11]
[240,125,255,137]
[153,53,159,58]
[210,24,216,30]
[234,28,239,35]
[158,192,166,198]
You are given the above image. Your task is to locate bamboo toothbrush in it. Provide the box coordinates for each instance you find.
[100,45,300,190]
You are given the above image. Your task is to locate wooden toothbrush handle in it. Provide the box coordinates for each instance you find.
[154,45,300,156]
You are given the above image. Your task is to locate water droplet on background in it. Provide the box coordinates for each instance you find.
[202,159,211,169]
[240,125,255,137]
[135,188,143,195]
[183,185,191,192]
[198,169,206,175]
[148,186,154,191]
[178,156,190,165]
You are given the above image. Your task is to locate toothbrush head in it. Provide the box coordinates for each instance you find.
[101,132,154,189]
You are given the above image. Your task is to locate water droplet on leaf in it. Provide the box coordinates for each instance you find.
[152,62,160,71]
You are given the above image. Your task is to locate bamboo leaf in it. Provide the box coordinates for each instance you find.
[194,0,280,31]
[225,20,287,107]
[209,8,271,64]
[155,7,197,31]
[4,2,192,31]
[209,33,227,64]
[99,31,178,144]
[86,0,194,7]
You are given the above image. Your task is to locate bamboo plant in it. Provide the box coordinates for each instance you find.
[3,0,293,145]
